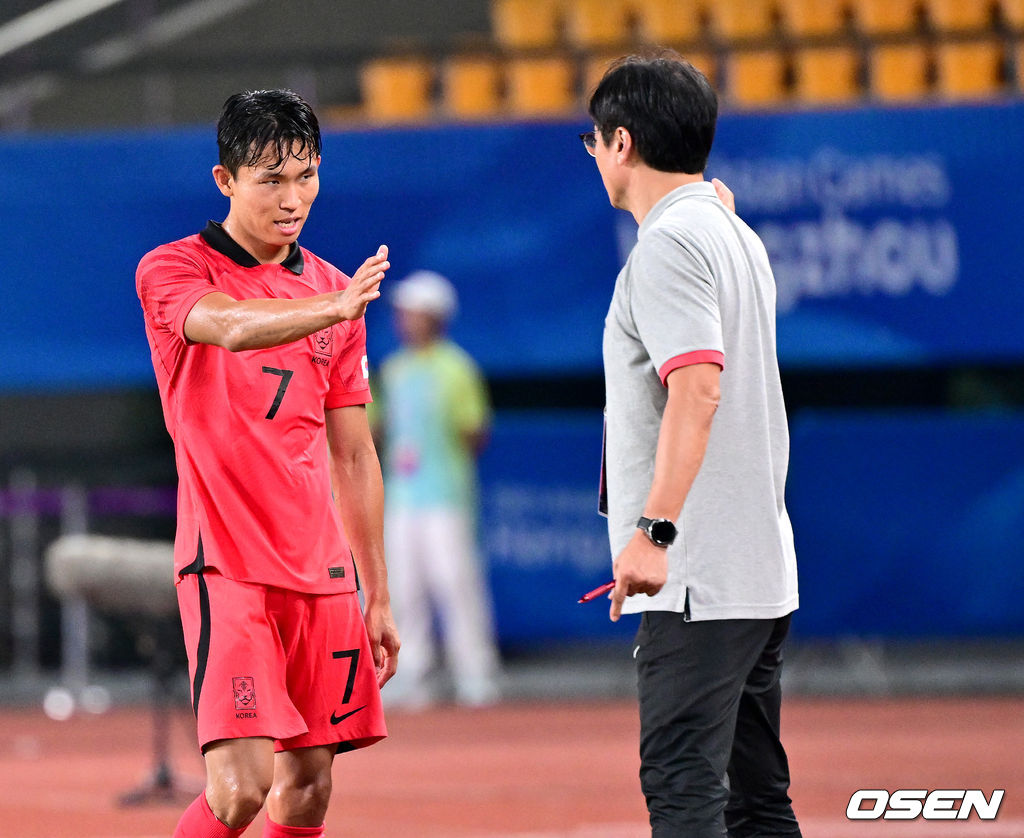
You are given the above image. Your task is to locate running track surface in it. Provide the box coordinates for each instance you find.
[1,696,1021,837]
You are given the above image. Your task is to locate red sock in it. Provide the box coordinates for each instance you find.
[263,818,326,837]
[173,792,250,838]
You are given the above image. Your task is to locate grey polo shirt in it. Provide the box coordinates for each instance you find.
[603,181,798,620]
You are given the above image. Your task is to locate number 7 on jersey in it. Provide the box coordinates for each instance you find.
[261,366,294,419]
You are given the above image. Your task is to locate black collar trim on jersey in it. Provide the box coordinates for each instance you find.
[200,220,305,275]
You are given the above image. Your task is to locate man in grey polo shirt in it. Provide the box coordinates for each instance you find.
[583,54,801,837]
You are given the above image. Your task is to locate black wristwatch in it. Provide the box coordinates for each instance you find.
[637,516,677,547]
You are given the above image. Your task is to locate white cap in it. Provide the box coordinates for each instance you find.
[391,270,458,321]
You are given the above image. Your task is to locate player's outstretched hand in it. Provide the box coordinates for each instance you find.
[364,599,400,688]
[711,178,736,214]
[338,244,390,321]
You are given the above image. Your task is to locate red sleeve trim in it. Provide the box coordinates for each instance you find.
[658,350,725,386]
[325,388,372,409]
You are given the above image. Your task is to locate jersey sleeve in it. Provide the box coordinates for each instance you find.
[631,228,725,386]
[326,317,372,409]
[136,244,219,342]
[449,354,490,435]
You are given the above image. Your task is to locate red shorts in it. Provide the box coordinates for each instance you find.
[177,570,387,753]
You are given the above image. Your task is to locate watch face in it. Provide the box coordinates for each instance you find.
[649,519,676,545]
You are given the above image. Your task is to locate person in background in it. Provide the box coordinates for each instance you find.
[375,271,502,708]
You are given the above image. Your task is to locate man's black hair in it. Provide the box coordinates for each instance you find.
[588,53,718,174]
[217,89,321,174]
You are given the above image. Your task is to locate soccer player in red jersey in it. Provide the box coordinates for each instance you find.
[136,89,399,838]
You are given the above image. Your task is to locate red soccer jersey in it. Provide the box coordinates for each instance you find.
[137,221,369,593]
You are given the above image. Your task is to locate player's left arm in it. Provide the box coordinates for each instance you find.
[326,404,399,687]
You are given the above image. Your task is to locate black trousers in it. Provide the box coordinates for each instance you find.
[635,612,802,838]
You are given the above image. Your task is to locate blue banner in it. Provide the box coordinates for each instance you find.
[713,104,1024,367]
[787,410,1024,638]
[478,408,1024,642]
[476,411,638,644]
[2,101,1023,391]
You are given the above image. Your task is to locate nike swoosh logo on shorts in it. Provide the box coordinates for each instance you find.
[330,705,367,725]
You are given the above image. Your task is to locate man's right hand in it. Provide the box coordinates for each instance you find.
[338,245,389,321]
[610,529,669,622]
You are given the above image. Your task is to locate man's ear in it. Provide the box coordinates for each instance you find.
[616,127,634,162]
[212,164,233,197]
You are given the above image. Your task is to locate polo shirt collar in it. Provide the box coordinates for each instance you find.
[639,181,717,236]
[200,220,305,275]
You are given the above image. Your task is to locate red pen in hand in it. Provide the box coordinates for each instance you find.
[578,580,615,603]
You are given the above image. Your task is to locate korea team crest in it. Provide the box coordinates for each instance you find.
[313,327,333,357]
[232,676,257,712]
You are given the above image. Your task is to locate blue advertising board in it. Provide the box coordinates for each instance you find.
[477,407,1024,643]
[712,104,1024,367]
[2,101,1024,391]
[787,409,1024,638]
[476,410,638,645]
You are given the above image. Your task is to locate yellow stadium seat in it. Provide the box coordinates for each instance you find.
[360,58,434,122]
[582,54,622,98]
[926,0,995,31]
[632,0,704,44]
[685,51,719,86]
[492,0,561,48]
[725,49,788,106]
[935,40,1003,98]
[999,0,1024,28]
[443,55,503,119]
[583,50,717,99]
[794,46,861,103]
[869,43,931,100]
[854,0,923,33]
[320,104,365,127]
[708,0,777,40]
[505,56,577,115]
[779,0,852,36]
[562,0,633,48]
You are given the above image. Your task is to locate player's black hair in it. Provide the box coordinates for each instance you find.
[217,89,321,174]
[588,53,718,175]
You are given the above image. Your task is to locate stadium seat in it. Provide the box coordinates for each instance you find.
[869,42,931,100]
[360,57,434,121]
[999,0,1024,29]
[935,40,1003,98]
[583,50,717,96]
[794,46,861,103]
[724,49,788,106]
[491,0,561,48]
[505,55,577,115]
[925,0,996,32]
[632,0,704,45]
[853,0,923,33]
[582,53,620,98]
[707,0,778,40]
[443,55,503,119]
[684,51,719,86]
[779,0,852,36]
[562,0,633,48]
